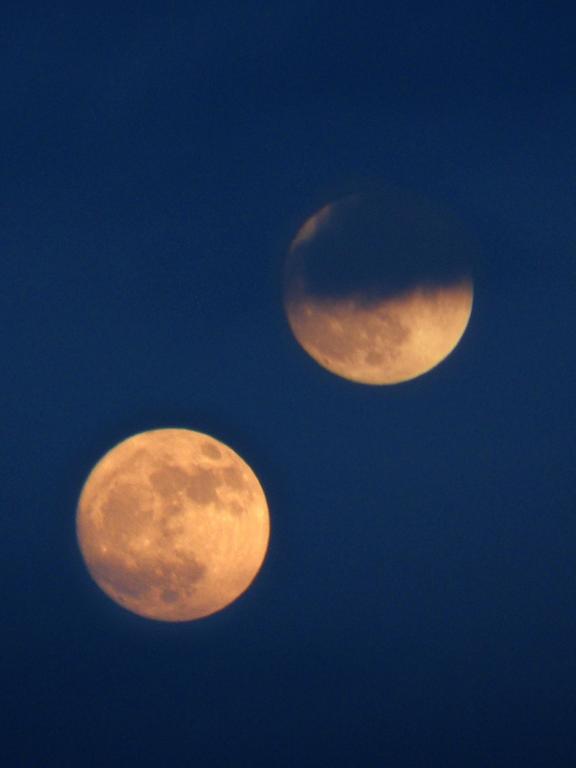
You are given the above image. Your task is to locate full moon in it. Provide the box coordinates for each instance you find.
[76,429,270,621]
[284,193,474,384]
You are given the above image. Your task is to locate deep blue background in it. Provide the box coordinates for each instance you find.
[3,2,575,766]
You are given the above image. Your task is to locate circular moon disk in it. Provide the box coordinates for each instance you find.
[76,429,270,621]
[284,194,474,384]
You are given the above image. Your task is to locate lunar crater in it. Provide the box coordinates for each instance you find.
[201,442,222,460]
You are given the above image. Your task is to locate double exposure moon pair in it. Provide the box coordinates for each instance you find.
[77,193,474,621]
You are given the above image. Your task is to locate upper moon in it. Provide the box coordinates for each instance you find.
[284,193,474,384]
[76,429,270,622]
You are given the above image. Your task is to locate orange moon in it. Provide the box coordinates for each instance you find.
[76,429,270,621]
[284,195,474,384]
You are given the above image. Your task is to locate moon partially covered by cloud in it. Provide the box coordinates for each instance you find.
[76,429,270,621]
[284,192,474,384]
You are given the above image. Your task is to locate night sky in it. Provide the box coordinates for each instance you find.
[3,3,576,766]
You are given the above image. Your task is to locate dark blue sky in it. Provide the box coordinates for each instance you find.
[3,3,576,766]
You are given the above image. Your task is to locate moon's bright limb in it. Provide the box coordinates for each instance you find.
[76,429,270,621]
[284,195,474,384]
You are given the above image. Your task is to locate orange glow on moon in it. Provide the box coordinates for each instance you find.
[284,196,474,384]
[76,429,270,621]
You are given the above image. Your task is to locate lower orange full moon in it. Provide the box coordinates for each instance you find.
[76,429,270,621]
[284,194,474,384]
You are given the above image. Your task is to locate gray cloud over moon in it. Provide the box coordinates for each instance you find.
[287,191,475,303]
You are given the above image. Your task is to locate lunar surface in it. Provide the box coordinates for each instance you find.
[76,429,270,621]
[284,194,474,384]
